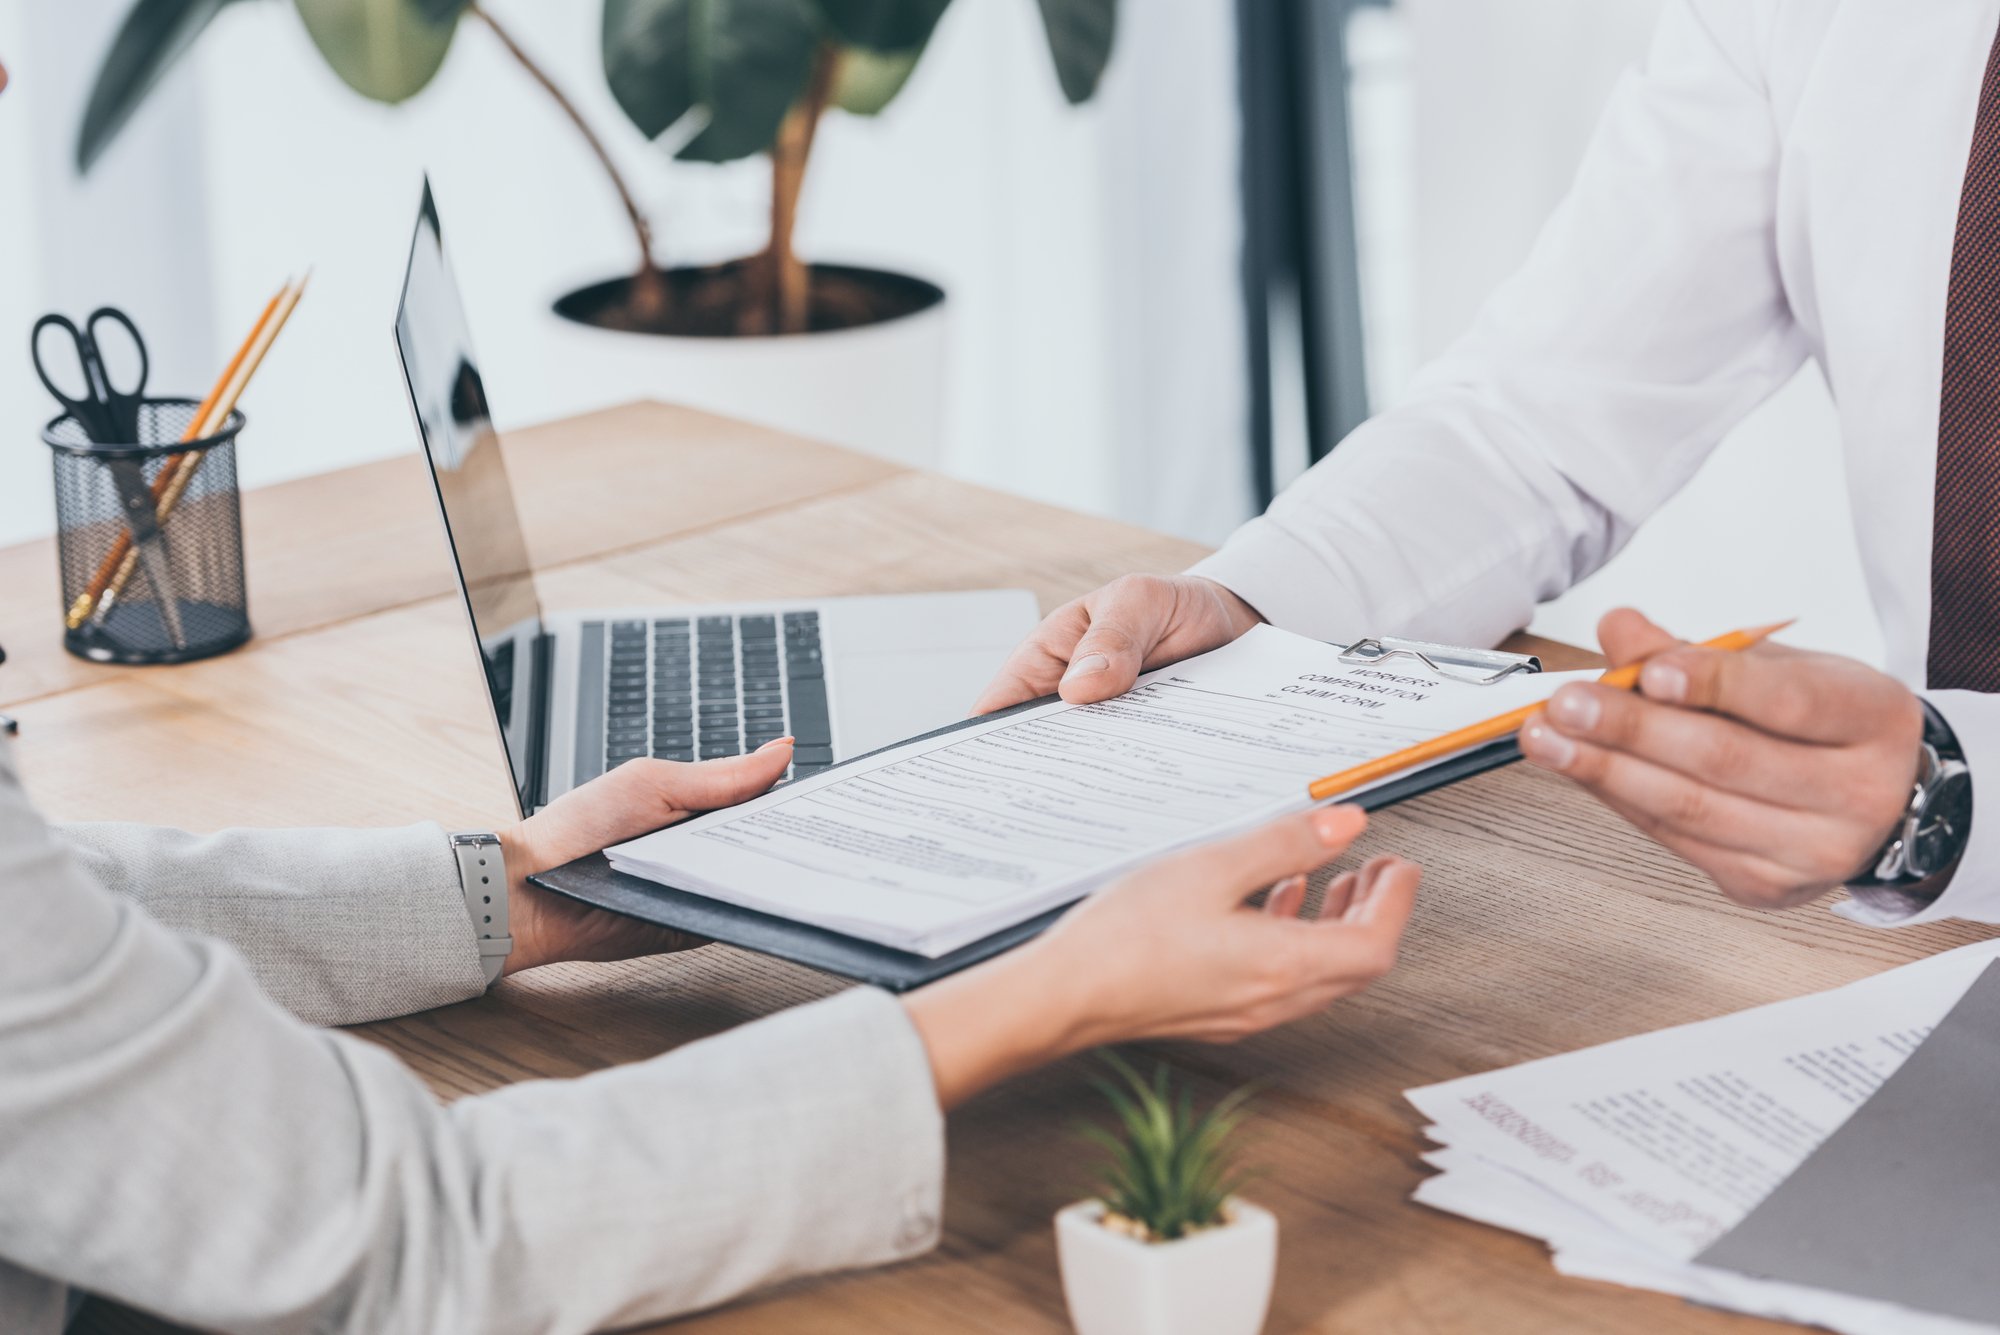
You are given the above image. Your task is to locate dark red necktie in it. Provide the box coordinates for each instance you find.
[1931,26,2000,692]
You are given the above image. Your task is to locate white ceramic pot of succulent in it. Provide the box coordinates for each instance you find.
[1055,1198,1278,1335]
[1057,1057,1275,1335]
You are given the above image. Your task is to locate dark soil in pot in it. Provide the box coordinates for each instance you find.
[555,260,943,339]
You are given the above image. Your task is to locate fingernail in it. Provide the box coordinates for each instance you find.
[757,736,795,753]
[1061,653,1110,683]
[1521,719,1577,770]
[1354,877,1392,924]
[1321,871,1359,920]
[1312,805,1366,845]
[1641,661,1687,703]
[1351,859,1407,924]
[1548,685,1600,731]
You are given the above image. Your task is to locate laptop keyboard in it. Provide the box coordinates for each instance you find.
[597,612,833,780]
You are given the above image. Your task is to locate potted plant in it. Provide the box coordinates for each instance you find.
[75,0,1121,465]
[554,0,1118,465]
[1057,1056,1278,1335]
[592,0,1116,337]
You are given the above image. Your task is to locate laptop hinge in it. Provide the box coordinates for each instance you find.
[527,630,555,812]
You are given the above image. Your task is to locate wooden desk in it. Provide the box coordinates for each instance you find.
[7,402,1988,1334]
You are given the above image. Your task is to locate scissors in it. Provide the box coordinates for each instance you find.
[31,309,184,647]
[102,456,187,650]
[31,307,150,444]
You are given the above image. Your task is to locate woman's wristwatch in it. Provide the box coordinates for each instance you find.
[450,831,513,983]
[1848,705,1973,903]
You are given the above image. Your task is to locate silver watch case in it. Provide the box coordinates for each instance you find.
[1867,741,1973,884]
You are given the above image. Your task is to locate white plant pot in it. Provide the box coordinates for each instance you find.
[538,266,949,471]
[1055,1199,1278,1335]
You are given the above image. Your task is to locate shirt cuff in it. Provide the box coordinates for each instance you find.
[1187,515,1374,646]
[1833,689,1993,928]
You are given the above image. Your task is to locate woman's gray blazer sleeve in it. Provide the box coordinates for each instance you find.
[0,739,946,1335]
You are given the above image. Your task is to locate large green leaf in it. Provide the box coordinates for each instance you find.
[1036,0,1116,104]
[291,0,467,105]
[602,0,699,140]
[809,0,948,52]
[604,0,821,163]
[831,44,919,116]
[76,0,253,173]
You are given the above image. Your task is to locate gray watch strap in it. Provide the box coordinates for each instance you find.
[450,831,512,984]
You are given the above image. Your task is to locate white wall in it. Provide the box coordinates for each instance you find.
[2,0,220,548]
[0,1,42,548]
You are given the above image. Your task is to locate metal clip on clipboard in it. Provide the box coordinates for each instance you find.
[1338,635,1541,686]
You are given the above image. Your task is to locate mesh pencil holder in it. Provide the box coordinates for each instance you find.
[44,398,253,665]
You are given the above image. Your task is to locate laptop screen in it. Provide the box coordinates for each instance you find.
[393,181,543,816]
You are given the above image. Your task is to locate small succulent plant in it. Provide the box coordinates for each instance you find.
[1080,1054,1257,1244]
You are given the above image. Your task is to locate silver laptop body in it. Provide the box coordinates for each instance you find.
[393,182,1038,815]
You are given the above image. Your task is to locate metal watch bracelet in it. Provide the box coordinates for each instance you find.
[450,831,513,984]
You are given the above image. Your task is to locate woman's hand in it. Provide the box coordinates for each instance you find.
[495,739,794,974]
[904,805,1420,1108]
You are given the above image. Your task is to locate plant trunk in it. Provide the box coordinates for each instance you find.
[753,42,840,337]
[470,4,667,322]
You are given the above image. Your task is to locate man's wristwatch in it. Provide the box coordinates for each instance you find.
[1849,705,1973,894]
[450,831,513,983]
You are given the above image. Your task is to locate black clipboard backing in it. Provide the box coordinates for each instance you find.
[529,700,1524,992]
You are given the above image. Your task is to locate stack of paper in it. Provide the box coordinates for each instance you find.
[609,626,1589,957]
[1407,941,2000,1333]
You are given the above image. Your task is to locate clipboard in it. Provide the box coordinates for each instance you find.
[529,640,1540,993]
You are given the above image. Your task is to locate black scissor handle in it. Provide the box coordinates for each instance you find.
[30,313,99,422]
[83,306,150,400]
[81,307,150,443]
[30,308,151,444]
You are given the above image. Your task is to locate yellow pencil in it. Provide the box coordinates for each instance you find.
[64,280,294,630]
[88,274,309,628]
[1304,620,1794,803]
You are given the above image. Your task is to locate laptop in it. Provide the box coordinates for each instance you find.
[393,182,1041,815]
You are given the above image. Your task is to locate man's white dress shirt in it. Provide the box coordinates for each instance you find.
[1196,0,2000,926]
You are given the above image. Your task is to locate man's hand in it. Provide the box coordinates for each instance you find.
[972,574,1265,715]
[495,739,794,974]
[1519,609,1924,909]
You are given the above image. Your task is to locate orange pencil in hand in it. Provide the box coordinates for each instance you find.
[1304,621,1794,803]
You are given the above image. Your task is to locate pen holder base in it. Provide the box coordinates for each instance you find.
[45,400,254,666]
[64,604,253,666]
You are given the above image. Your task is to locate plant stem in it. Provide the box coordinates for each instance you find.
[469,3,667,322]
[759,41,839,336]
